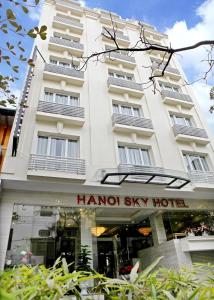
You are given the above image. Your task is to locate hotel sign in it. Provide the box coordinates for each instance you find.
[77,195,189,209]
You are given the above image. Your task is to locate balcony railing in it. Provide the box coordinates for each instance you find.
[161,90,193,107]
[188,171,214,185]
[102,29,129,44]
[100,13,125,28]
[44,64,84,84]
[28,154,86,175]
[56,0,81,7]
[56,0,83,16]
[37,101,84,118]
[152,62,180,78]
[53,16,83,33]
[49,36,83,51]
[108,77,143,93]
[172,124,208,139]
[112,113,153,129]
[106,52,135,64]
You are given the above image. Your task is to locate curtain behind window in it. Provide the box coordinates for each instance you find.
[37,137,48,155]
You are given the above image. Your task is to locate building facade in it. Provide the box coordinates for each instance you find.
[0,0,214,273]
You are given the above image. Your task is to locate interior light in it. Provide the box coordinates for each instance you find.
[91,227,106,237]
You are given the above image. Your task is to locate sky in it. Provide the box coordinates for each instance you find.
[2,0,214,133]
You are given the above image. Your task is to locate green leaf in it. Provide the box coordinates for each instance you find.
[35,0,40,4]
[9,20,19,28]
[6,42,14,50]
[162,291,176,300]
[19,55,27,61]
[136,256,163,283]
[12,66,19,73]
[21,6,29,14]
[2,56,10,60]
[40,32,47,40]
[40,25,47,33]
[16,25,22,32]
[27,30,37,38]
[27,59,35,67]
[6,9,16,20]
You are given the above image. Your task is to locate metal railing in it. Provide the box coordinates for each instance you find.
[172,124,208,139]
[49,37,83,50]
[102,29,129,42]
[112,113,153,129]
[106,52,135,63]
[161,90,193,103]
[56,0,81,8]
[54,16,83,29]
[189,171,214,184]
[108,77,143,91]
[44,63,84,79]
[37,101,84,118]
[28,154,86,175]
[152,62,180,75]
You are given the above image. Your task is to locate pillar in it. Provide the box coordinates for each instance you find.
[150,213,167,247]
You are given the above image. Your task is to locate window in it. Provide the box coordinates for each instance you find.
[183,153,209,172]
[39,230,50,237]
[159,82,179,93]
[118,146,151,166]
[37,137,79,158]
[50,59,76,69]
[40,207,53,217]
[170,114,193,127]
[37,137,48,155]
[44,91,79,106]
[109,71,134,81]
[50,59,57,65]
[113,104,141,117]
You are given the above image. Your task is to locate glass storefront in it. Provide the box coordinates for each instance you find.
[5,204,214,274]
[163,210,214,239]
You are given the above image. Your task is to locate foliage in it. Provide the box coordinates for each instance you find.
[0,257,214,299]
[0,0,47,107]
[76,245,93,273]
[0,257,99,300]
[93,258,214,300]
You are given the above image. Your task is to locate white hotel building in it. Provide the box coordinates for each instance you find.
[0,0,214,274]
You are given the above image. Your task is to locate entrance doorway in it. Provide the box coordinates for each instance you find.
[97,238,116,277]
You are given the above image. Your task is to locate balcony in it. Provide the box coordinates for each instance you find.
[48,37,84,56]
[112,113,154,136]
[100,13,125,29]
[161,90,194,108]
[36,101,85,126]
[144,28,164,41]
[172,124,209,145]
[105,52,136,69]
[43,64,84,86]
[102,29,130,46]
[55,0,83,16]
[99,164,190,189]
[152,62,181,80]
[28,154,86,181]
[188,171,214,189]
[53,15,83,34]
[107,77,143,98]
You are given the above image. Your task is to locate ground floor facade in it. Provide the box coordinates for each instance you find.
[1,184,214,273]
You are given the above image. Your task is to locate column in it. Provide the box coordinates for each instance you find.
[0,198,14,270]
[149,213,167,247]
[80,209,95,269]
